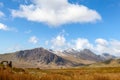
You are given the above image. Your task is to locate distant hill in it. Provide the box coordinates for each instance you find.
[101,53,116,60]
[0,48,83,68]
[15,47,79,66]
[16,48,67,65]
[63,49,104,61]
[90,58,120,67]
[0,47,118,68]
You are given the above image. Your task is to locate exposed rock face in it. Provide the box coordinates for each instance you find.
[16,48,68,65]
[102,53,116,60]
[0,47,117,68]
[78,49,104,61]
[63,49,104,61]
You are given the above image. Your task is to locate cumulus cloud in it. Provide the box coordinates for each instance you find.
[48,33,93,50]
[95,38,108,46]
[108,40,120,54]
[95,38,109,53]
[73,38,120,56]
[93,39,120,56]
[28,36,39,44]
[11,0,101,26]
[75,38,93,50]
[51,35,66,49]
[0,23,9,31]
[47,35,120,56]
[47,30,70,50]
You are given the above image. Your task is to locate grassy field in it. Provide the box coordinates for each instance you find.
[1,66,120,80]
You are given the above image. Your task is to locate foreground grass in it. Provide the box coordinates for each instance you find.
[0,66,120,80]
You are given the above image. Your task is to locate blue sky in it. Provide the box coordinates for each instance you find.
[0,0,120,55]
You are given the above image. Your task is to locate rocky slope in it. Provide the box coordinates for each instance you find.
[0,47,117,68]
[101,53,116,60]
[0,48,81,68]
[63,49,104,61]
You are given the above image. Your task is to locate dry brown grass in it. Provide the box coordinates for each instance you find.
[0,67,38,80]
[0,66,120,80]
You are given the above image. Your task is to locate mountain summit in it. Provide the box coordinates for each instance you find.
[0,47,116,68]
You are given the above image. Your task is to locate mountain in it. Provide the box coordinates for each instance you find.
[50,49,95,65]
[63,49,104,62]
[0,48,82,68]
[16,47,71,65]
[102,53,116,60]
[0,47,117,68]
[90,58,120,67]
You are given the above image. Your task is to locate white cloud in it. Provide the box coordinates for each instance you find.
[109,40,120,54]
[75,38,93,50]
[48,36,120,56]
[0,23,18,32]
[0,23,9,31]
[51,35,66,48]
[95,38,108,46]
[28,36,39,44]
[11,0,101,26]
[49,35,93,50]
[47,30,70,50]
[94,38,120,56]
[95,38,109,54]
[72,38,120,56]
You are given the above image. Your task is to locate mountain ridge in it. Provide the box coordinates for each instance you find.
[0,47,117,68]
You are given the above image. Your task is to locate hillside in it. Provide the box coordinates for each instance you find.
[0,48,82,68]
[90,59,120,67]
[0,47,117,68]
[63,49,104,62]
